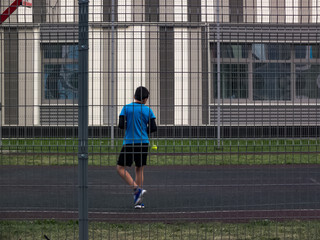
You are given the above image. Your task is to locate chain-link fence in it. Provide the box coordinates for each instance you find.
[1,1,320,239]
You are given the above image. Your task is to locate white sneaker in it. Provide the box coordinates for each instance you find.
[134,203,145,209]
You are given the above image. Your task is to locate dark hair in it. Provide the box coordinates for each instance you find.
[134,86,149,101]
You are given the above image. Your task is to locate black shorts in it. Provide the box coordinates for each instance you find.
[117,143,149,167]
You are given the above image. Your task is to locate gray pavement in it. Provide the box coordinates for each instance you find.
[0,165,320,220]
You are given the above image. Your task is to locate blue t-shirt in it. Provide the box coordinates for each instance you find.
[120,102,156,145]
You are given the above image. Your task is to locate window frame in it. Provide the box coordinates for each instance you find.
[210,42,251,104]
[210,42,320,105]
[41,43,79,105]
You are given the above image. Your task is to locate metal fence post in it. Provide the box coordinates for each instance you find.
[216,0,221,148]
[110,0,115,147]
[78,0,89,239]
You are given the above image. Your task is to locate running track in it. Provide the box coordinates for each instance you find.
[0,165,320,222]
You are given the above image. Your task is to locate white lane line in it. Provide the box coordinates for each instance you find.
[310,178,320,185]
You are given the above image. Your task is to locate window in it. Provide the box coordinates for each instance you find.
[252,44,291,100]
[252,44,291,60]
[253,63,291,100]
[188,0,201,22]
[294,45,320,99]
[296,65,320,99]
[211,43,320,102]
[212,43,249,59]
[42,44,79,103]
[211,43,249,101]
[213,64,248,99]
[145,0,159,22]
[229,0,243,23]
[295,45,320,59]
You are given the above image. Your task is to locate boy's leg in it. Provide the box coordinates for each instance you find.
[117,165,144,206]
[133,146,147,208]
[135,166,144,188]
[134,166,146,208]
[117,145,138,189]
[133,144,148,188]
[116,165,139,189]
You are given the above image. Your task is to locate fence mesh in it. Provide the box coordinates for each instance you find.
[1,0,320,239]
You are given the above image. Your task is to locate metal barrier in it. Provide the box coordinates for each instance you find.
[1,1,320,239]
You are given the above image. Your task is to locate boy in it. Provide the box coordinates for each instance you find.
[116,86,157,209]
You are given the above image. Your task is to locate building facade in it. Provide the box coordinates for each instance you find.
[1,0,320,132]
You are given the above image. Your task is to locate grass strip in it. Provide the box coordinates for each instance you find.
[1,139,320,166]
[1,219,320,240]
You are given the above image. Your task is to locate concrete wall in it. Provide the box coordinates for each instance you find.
[1,1,320,127]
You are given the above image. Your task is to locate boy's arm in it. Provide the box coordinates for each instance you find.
[118,115,126,129]
[148,118,157,133]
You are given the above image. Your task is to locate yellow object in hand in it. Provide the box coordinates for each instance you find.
[151,145,157,150]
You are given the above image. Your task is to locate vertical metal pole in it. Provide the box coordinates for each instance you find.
[110,0,115,147]
[34,27,41,126]
[216,0,221,147]
[0,42,2,147]
[0,83,2,148]
[78,0,89,240]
